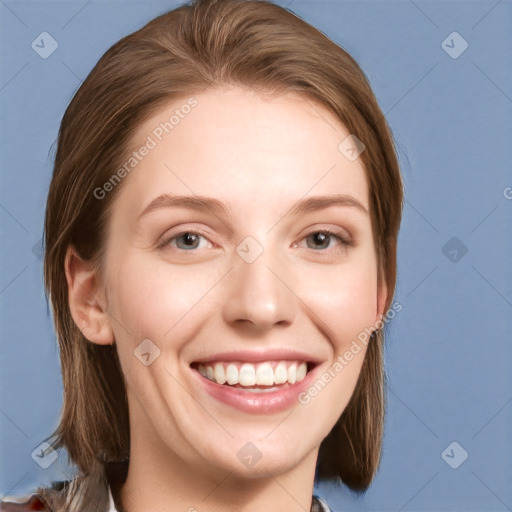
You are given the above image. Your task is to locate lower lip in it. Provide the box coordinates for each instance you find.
[190,365,318,414]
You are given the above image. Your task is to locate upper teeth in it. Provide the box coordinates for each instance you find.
[197,361,308,387]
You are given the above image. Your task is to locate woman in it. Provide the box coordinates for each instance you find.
[1,0,403,510]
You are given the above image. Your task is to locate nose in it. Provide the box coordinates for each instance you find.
[222,244,299,333]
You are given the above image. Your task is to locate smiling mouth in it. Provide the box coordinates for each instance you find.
[191,360,312,393]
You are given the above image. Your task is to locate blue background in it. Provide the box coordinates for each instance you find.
[1,1,511,510]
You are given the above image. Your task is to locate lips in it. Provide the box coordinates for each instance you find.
[189,350,320,413]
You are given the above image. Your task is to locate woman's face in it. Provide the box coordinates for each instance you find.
[99,86,385,478]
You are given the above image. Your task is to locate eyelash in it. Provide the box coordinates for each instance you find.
[300,229,353,251]
[158,229,353,254]
[158,230,212,251]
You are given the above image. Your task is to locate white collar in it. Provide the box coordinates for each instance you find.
[108,485,117,512]
[315,495,331,511]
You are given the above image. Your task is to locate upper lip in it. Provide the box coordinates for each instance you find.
[190,348,323,365]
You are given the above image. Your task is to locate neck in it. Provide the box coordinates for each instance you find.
[116,425,319,512]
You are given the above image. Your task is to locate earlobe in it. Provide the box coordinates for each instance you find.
[64,246,114,345]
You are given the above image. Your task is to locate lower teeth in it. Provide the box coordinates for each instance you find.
[241,386,280,393]
[222,382,286,393]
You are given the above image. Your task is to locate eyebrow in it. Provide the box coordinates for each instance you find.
[137,192,368,221]
[288,194,368,216]
[138,194,232,220]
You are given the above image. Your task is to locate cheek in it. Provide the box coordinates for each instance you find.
[296,261,378,421]
[304,259,379,353]
[105,254,223,346]
[103,256,223,406]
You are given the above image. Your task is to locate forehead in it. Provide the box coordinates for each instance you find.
[114,86,369,220]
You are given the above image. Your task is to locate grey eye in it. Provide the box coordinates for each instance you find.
[175,232,202,250]
[306,232,333,250]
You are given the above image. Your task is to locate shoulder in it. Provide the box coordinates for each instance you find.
[1,480,69,512]
[0,493,51,511]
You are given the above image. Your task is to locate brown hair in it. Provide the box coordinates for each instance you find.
[40,0,403,509]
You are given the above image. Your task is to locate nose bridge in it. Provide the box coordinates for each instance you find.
[222,237,298,330]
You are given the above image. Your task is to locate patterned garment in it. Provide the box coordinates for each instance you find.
[311,495,332,512]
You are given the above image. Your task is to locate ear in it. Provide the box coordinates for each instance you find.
[374,275,388,328]
[65,246,114,345]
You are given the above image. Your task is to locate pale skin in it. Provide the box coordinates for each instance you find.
[66,86,387,512]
